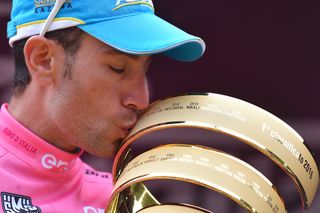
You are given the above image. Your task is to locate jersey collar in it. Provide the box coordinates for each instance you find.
[0,104,83,176]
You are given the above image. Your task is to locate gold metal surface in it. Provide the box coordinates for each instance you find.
[113,93,319,208]
[107,182,159,213]
[106,144,286,213]
[136,204,213,213]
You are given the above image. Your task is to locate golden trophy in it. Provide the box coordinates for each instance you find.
[105,93,319,213]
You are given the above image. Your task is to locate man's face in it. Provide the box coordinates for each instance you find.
[49,34,151,157]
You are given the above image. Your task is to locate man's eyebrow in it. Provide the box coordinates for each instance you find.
[102,48,152,63]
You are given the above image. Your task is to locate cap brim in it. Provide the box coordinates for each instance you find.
[78,13,205,62]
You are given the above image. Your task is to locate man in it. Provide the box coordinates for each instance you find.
[1,0,205,212]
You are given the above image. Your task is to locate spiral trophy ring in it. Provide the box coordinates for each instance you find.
[106,93,319,212]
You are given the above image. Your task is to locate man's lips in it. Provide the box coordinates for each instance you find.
[119,120,137,138]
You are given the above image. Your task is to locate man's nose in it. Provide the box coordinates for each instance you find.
[122,74,150,111]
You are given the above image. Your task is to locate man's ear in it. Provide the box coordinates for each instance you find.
[24,36,58,86]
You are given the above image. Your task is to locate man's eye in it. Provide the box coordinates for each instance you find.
[109,66,125,74]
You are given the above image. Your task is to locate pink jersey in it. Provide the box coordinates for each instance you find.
[0,104,113,213]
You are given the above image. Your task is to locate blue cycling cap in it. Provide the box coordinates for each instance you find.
[7,0,205,61]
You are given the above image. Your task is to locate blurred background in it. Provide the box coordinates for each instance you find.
[0,0,319,212]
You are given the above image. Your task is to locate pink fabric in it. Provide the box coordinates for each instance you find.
[0,104,113,213]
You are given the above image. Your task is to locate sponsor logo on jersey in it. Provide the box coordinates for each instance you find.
[1,192,41,213]
[2,128,37,154]
[83,206,104,213]
[113,0,154,11]
[41,153,75,172]
[85,169,110,179]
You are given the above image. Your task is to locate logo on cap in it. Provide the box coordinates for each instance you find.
[34,0,72,14]
[113,0,154,11]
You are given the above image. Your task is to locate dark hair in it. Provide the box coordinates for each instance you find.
[12,27,84,96]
